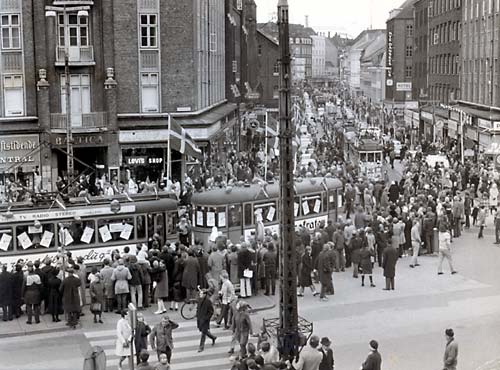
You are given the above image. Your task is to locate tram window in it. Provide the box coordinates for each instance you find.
[368,152,375,162]
[215,206,227,228]
[0,228,13,252]
[228,205,242,227]
[65,219,96,245]
[147,214,155,239]
[376,152,382,162]
[166,211,178,235]
[244,204,253,226]
[328,191,337,209]
[97,217,135,243]
[322,192,328,212]
[294,197,301,217]
[195,206,205,227]
[137,215,146,239]
[302,195,321,214]
[254,201,277,223]
[15,222,56,250]
[360,153,367,162]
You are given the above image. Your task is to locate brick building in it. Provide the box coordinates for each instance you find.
[385,0,418,113]
[428,0,461,104]
[255,30,279,108]
[1,0,254,193]
[412,0,429,100]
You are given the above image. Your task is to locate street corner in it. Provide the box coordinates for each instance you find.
[247,293,278,314]
[0,314,72,338]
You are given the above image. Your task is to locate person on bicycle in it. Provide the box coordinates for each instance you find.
[197,288,217,352]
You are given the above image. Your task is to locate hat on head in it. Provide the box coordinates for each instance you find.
[320,337,331,346]
[445,328,454,338]
[369,340,378,350]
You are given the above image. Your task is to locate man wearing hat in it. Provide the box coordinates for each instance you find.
[61,267,82,329]
[291,335,323,370]
[319,337,334,370]
[443,328,458,370]
[196,288,217,352]
[360,340,381,370]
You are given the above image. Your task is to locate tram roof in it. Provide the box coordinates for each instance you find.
[191,177,343,206]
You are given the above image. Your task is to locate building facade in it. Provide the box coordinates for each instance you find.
[428,0,461,104]
[311,35,326,78]
[2,0,248,194]
[256,30,279,108]
[412,0,429,100]
[360,32,387,104]
[385,0,417,111]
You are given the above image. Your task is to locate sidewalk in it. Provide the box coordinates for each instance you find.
[0,294,276,338]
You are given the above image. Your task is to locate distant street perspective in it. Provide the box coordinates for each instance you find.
[1,1,500,370]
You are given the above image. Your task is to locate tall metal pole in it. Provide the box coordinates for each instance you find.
[64,6,74,192]
[277,0,299,360]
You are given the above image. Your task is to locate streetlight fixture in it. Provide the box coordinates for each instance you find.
[45,6,89,194]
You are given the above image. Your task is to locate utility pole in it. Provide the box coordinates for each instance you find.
[277,0,299,360]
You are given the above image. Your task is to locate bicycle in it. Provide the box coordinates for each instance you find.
[180,286,223,320]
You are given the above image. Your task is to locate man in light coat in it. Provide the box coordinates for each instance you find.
[291,335,323,370]
[150,315,179,363]
[409,219,422,268]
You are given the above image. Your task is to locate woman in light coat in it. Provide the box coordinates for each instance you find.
[116,311,132,370]
[111,259,131,314]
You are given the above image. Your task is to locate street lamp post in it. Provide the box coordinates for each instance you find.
[46,6,89,193]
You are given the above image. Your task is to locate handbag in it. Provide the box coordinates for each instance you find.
[122,340,130,349]
[90,302,102,313]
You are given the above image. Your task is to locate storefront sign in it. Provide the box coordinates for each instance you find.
[421,112,433,121]
[478,118,492,130]
[52,134,106,147]
[450,111,460,121]
[387,31,393,79]
[466,127,478,141]
[447,120,458,132]
[479,132,491,147]
[396,82,412,92]
[126,156,163,166]
[0,134,39,170]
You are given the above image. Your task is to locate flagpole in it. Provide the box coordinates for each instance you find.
[264,110,269,180]
[167,114,172,181]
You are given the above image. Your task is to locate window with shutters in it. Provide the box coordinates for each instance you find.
[1,14,20,49]
[141,73,159,112]
[3,74,23,116]
[140,14,157,48]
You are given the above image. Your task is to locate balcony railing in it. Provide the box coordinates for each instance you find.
[56,45,94,65]
[50,112,107,130]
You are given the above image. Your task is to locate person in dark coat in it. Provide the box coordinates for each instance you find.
[89,272,105,323]
[237,243,253,298]
[388,181,400,203]
[316,244,334,301]
[182,252,200,300]
[361,340,382,370]
[61,267,82,329]
[196,288,217,352]
[350,231,362,278]
[0,264,14,321]
[263,244,277,296]
[171,254,184,311]
[47,268,63,322]
[134,313,151,365]
[375,225,388,267]
[382,243,399,291]
[22,262,42,324]
[298,246,318,297]
[33,260,48,314]
[359,241,375,288]
[12,264,24,318]
[319,337,334,370]
[196,248,210,290]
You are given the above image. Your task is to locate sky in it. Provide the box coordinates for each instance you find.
[255,0,405,38]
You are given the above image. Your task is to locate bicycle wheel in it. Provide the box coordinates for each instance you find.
[181,300,197,320]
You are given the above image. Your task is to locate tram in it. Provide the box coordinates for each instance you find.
[0,193,179,268]
[190,177,343,246]
[350,129,385,181]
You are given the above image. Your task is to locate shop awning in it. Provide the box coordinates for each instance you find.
[456,105,500,121]
[176,103,238,126]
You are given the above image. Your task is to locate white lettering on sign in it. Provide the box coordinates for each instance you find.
[243,215,329,241]
[0,205,136,224]
[1,244,138,271]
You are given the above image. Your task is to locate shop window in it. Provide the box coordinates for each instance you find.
[97,217,135,243]
[141,73,159,113]
[16,222,56,250]
[139,14,157,48]
[1,14,21,49]
[228,205,241,227]
[0,227,13,252]
[3,74,24,116]
[254,201,277,224]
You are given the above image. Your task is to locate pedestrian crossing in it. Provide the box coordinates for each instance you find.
[84,320,236,370]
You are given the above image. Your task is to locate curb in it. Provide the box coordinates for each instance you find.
[0,325,72,339]
[249,296,277,314]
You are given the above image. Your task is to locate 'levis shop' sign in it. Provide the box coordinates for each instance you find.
[0,134,40,171]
